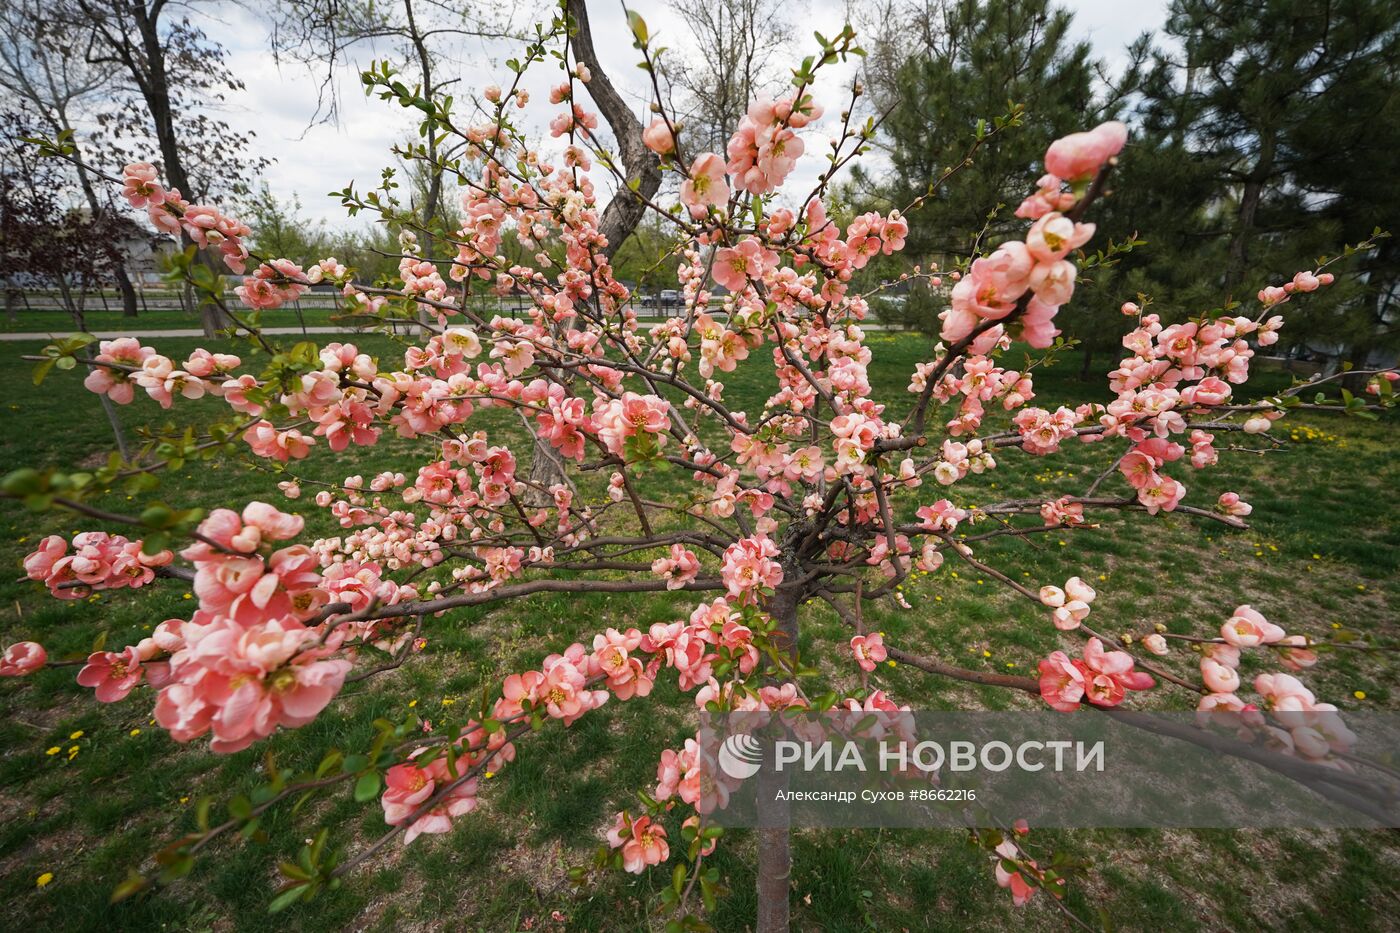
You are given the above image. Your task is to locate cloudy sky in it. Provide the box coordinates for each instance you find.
[205,0,1169,226]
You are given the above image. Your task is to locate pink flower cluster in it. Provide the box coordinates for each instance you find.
[720,535,783,603]
[24,532,173,598]
[235,258,311,310]
[76,619,183,702]
[154,614,351,753]
[725,94,823,195]
[121,163,252,273]
[1037,577,1097,631]
[82,338,241,410]
[1039,638,1155,711]
[382,756,481,844]
[941,122,1126,349]
[1197,628,1353,766]
[652,544,701,590]
[379,602,768,845]
[606,812,670,873]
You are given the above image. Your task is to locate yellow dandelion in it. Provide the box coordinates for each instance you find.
[982,650,991,658]
[179,796,189,804]
[886,659,897,668]
[36,873,53,888]
[408,699,418,708]
[182,593,193,600]
[129,729,141,737]
[45,746,60,756]
[69,730,84,740]
[1353,691,1367,701]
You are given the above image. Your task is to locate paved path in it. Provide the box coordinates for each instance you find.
[0,326,360,342]
[1,322,902,342]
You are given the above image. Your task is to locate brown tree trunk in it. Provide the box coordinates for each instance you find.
[564,0,661,262]
[113,263,139,317]
[127,0,227,337]
[1225,131,1276,290]
[756,585,801,933]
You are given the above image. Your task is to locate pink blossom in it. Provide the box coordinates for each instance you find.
[642,118,677,155]
[1043,121,1127,181]
[1038,651,1087,712]
[993,840,1039,907]
[720,536,783,601]
[679,153,730,218]
[243,421,316,461]
[1216,492,1252,517]
[0,641,47,676]
[1220,605,1284,647]
[1201,657,1240,694]
[76,647,145,702]
[607,812,669,873]
[850,633,887,672]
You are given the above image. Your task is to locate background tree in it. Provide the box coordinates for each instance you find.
[660,0,795,154]
[264,0,528,254]
[0,0,144,317]
[71,0,271,335]
[854,0,1103,266]
[1132,0,1400,371]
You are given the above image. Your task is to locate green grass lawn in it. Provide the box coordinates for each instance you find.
[1,301,686,334]
[0,331,1396,932]
[2,304,347,333]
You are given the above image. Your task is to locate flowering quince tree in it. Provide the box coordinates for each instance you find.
[4,4,1399,929]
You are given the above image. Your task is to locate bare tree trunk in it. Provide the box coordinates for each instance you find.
[113,263,139,317]
[523,414,570,507]
[564,0,661,261]
[1225,131,1276,290]
[516,0,663,499]
[755,584,801,933]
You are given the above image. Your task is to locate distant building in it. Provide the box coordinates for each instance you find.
[110,216,177,286]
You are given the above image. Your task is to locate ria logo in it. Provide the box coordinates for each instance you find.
[717,733,765,780]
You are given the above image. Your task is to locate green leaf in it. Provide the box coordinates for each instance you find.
[268,882,310,913]
[228,795,253,821]
[32,357,56,386]
[2,468,44,496]
[672,862,688,894]
[109,869,150,904]
[627,10,649,45]
[353,770,382,803]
